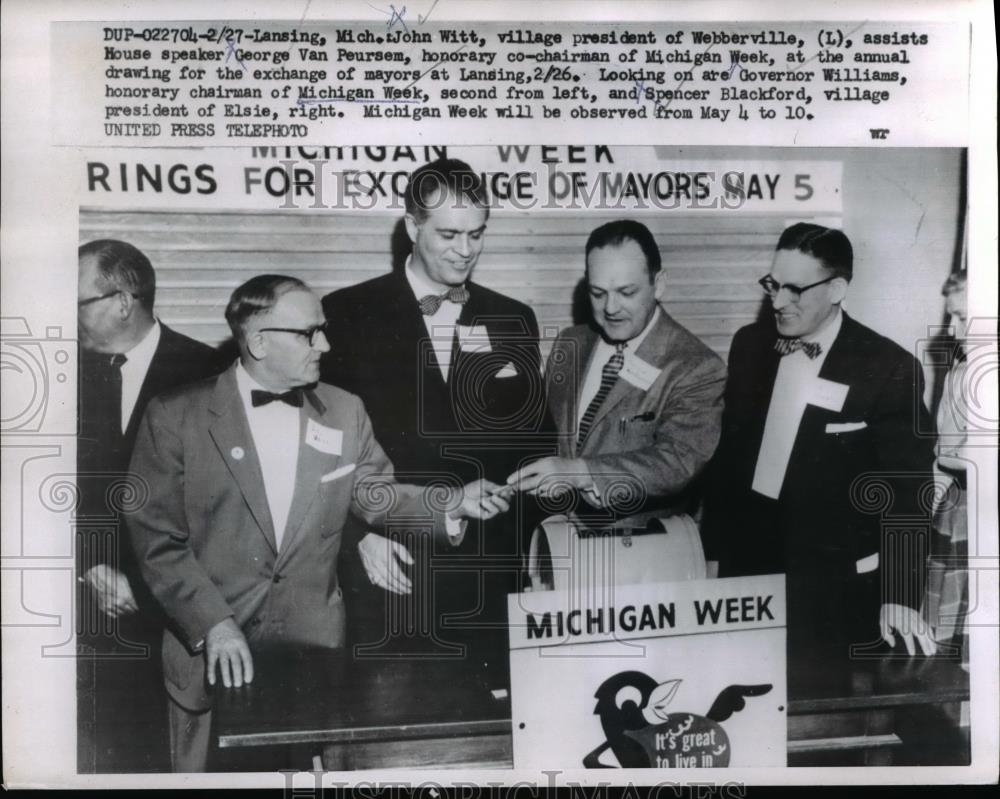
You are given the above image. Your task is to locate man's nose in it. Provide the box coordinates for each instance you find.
[772,289,793,311]
[604,295,621,315]
[452,235,472,257]
[313,331,331,353]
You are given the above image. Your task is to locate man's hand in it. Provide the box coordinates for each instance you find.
[81,564,139,618]
[359,532,414,595]
[880,603,937,657]
[453,479,512,520]
[205,617,254,688]
[506,457,594,498]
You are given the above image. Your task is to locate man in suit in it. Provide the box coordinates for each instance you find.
[76,239,221,772]
[703,223,937,671]
[320,158,554,681]
[126,275,506,771]
[507,220,726,574]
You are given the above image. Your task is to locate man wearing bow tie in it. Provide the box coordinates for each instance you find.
[126,275,507,771]
[703,223,937,669]
[320,159,554,683]
[76,239,221,772]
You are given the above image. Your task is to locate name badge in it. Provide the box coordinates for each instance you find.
[619,353,661,392]
[806,377,849,412]
[457,324,492,353]
[305,418,343,455]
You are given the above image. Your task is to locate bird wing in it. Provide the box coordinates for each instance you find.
[706,684,773,722]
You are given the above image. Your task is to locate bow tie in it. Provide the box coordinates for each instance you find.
[250,388,304,408]
[418,285,470,316]
[774,337,822,360]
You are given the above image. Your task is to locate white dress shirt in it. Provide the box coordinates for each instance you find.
[118,320,161,434]
[235,363,300,550]
[577,307,661,426]
[752,309,843,499]
[405,257,464,381]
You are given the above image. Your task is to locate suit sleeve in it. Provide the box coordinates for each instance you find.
[347,394,455,545]
[585,350,727,513]
[870,350,936,610]
[126,397,234,650]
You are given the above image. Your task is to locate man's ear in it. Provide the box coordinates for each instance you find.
[116,290,135,320]
[652,269,668,303]
[403,214,420,245]
[830,277,849,305]
[245,331,267,362]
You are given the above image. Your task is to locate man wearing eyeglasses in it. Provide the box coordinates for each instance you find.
[125,275,508,771]
[76,239,221,773]
[703,223,937,673]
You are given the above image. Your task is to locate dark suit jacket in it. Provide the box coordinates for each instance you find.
[545,311,726,527]
[77,323,221,608]
[126,365,454,710]
[703,313,935,648]
[320,270,556,662]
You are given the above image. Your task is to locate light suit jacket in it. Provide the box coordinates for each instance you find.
[546,310,727,527]
[126,364,451,710]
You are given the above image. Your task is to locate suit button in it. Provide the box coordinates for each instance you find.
[272,573,283,584]
[249,617,261,627]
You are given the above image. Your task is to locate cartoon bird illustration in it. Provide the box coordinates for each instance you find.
[583,672,773,768]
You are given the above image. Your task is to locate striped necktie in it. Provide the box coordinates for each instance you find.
[577,343,626,452]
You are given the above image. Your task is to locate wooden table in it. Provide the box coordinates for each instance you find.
[216,646,969,770]
[216,646,513,770]
[786,653,970,766]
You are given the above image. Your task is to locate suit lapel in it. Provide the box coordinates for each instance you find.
[279,390,331,557]
[207,367,277,553]
[584,312,673,443]
[392,270,451,390]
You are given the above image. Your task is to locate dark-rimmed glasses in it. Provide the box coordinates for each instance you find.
[77,290,122,307]
[258,323,329,346]
[758,274,838,301]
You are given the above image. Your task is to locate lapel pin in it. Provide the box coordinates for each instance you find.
[231,446,245,460]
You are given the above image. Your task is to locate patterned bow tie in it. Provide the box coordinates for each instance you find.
[418,285,470,316]
[774,337,822,359]
[251,388,304,408]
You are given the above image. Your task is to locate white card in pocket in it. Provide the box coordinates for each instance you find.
[826,421,868,433]
[806,377,849,412]
[495,361,518,378]
[458,324,492,353]
[305,419,343,455]
[855,552,879,574]
[320,463,356,483]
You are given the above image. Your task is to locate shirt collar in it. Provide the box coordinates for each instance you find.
[404,255,464,301]
[120,319,160,373]
[803,307,843,352]
[236,361,296,410]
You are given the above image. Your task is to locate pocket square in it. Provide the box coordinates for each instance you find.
[825,421,867,434]
[495,362,518,378]
[320,463,356,483]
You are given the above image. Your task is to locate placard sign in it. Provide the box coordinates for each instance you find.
[507,575,787,769]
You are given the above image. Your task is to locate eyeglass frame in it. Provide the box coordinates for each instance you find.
[257,322,329,347]
[758,274,839,301]
[77,289,128,307]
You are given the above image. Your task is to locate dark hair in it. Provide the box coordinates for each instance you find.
[775,222,854,281]
[585,219,662,278]
[404,158,490,223]
[78,239,156,311]
[942,269,967,295]
[225,275,308,344]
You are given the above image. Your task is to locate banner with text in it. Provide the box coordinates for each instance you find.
[80,145,843,213]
